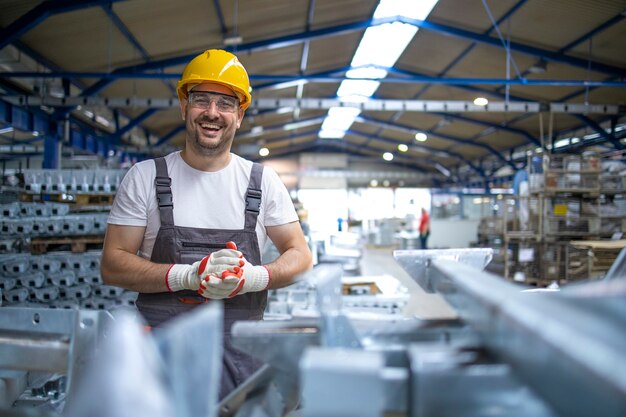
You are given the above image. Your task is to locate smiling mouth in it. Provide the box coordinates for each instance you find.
[199,122,221,132]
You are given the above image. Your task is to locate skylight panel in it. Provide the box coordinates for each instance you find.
[317,0,440,141]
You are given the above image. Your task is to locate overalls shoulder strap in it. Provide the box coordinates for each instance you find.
[153,157,174,227]
[244,162,264,231]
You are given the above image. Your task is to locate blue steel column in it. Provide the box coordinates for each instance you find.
[43,131,61,169]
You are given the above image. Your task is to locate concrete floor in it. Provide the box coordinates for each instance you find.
[359,245,457,319]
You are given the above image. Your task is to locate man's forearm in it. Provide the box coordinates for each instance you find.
[264,246,313,289]
[101,248,171,293]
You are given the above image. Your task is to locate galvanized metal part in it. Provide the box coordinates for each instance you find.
[393,248,493,293]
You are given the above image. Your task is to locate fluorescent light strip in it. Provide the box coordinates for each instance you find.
[319,0,439,140]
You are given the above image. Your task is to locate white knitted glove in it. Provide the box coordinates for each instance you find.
[165,248,242,292]
[198,242,270,298]
[229,256,270,297]
[198,274,242,299]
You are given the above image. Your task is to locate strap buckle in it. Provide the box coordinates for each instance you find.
[156,192,173,206]
[155,176,173,207]
[155,176,171,187]
[246,188,262,213]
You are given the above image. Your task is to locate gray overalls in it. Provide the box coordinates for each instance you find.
[135,157,266,399]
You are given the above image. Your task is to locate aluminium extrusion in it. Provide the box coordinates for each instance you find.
[403,258,626,417]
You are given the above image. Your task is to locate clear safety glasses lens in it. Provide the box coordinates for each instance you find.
[188,92,239,112]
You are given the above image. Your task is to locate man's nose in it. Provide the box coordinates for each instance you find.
[203,100,220,116]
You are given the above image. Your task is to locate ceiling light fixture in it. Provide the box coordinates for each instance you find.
[259,147,269,157]
[397,143,408,152]
[415,132,427,142]
[383,152,394,161]
[528,58,548,74]
[473,97,489,106]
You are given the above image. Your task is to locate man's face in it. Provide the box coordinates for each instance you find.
[180,82,245,156]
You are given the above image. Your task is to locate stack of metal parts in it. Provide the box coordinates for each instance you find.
[0,202,109,252]
[0,201,137,311]
[0,308,113,415]
[21,169,126,195]
[228,249,626,417]
[0,305,223,417]
[0,251,137,311]
[265,274,409,320]
[3,249,624,417]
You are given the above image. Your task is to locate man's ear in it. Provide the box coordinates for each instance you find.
[180,99,187,120]
[236,108,245,128]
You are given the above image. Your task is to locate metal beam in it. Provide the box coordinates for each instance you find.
[7,70,626,88]
[0,0,125,51]
[559,12,626,53]
[344,128,478,175]
[397,16,626,77]
[109,109,158,142]
[357,115,514,169]
[572,114,624,150]
[430,112,540,146]
[7,96,623,115]
[212,0,228,35]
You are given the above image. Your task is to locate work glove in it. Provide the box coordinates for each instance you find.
[197,242,270,298]
[165,248,242,292]
[197,272,243,299]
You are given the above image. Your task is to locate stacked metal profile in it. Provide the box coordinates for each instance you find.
[2,249,625,417]
[0,200,137,311]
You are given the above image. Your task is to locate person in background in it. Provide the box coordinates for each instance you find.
[100,49,312,398]
[419,207,430,249]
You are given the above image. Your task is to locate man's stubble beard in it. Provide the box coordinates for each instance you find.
[186,116,235,157]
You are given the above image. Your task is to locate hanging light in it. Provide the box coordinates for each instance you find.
[415,132,427,142]
[473,97,489,106]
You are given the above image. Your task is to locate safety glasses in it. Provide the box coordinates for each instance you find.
[188,91,240,113]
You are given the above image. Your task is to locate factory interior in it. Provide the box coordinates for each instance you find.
[0,0,625,416]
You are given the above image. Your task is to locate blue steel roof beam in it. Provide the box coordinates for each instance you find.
[356,115,514,168]
[259,137,439,174]
[493,12,626,97]
[252,66,351,92]
[430,112,540,146]
[6,71,626,87]
[396,16,626,77]
[212,0,228,35]
[409,0,528,100]
[77,13,626,96]
[256,139,443,176]
[344,128,479,175]
[0,0,126,51]
[559,12,626,53]
[388,66,529,101]
[99,3,175,94]
[572,114,624,150]
[77,16,404,97]
[155,126,184,147]
[386,66,543,148]
[109,108,158,143]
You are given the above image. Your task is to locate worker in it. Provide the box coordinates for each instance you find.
[100,49,313,398]
[418,207,430,249]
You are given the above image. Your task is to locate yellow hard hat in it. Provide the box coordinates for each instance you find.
[177,49,252,110]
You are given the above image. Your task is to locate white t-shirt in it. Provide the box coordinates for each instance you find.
[107,151,298,260]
